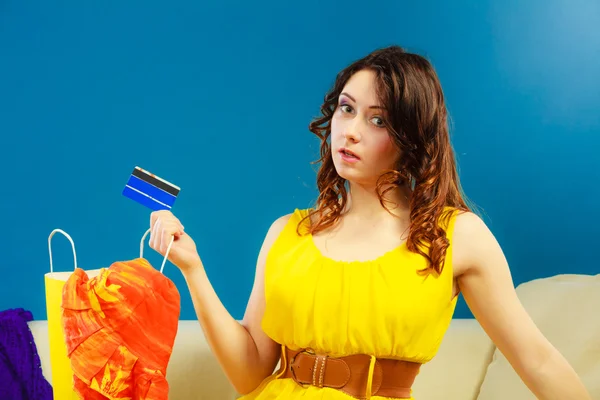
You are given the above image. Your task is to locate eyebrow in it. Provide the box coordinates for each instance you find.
[340,92,384,110]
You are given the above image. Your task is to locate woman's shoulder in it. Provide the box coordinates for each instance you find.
[452,209,487,237]
[450,209,500,276]
[265,208,311,239]
[439,206,476,229]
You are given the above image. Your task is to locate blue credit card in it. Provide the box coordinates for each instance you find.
[122,166,180,211]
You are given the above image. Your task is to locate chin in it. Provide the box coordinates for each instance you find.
[333,163,370,186]
[333,160,353,179]
[332,153,381,186]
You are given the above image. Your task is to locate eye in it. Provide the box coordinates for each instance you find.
[339,103,354,114]
[371,116,386,128]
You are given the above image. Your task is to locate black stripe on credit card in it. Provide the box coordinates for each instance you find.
[131,167,180,196]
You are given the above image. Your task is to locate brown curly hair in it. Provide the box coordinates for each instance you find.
[300,45,471,275]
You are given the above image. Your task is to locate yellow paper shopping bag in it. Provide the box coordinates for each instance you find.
[44,227,177,399]
[44,229,102,400]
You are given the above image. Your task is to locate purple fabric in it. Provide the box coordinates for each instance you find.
[0,308,52,400]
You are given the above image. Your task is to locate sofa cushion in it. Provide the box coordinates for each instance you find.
[28,321,52,383]
[412,318,495,400]
[165,321,237,399]
[477,274,600,399]
[29,320,238,400]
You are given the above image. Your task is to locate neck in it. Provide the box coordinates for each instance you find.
[344,181,412,219]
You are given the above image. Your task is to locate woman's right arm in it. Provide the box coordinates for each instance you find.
[149,211,290,395]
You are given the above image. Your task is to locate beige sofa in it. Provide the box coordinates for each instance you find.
[28,273,599,399]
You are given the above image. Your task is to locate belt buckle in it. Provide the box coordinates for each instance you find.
[290,348,328,389]
[289,348,311,388]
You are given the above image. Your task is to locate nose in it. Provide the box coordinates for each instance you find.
[344,119,362,143]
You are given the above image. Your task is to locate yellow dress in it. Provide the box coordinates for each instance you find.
[240,208,458,400]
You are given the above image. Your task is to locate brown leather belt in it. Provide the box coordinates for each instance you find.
[276,346,421,399]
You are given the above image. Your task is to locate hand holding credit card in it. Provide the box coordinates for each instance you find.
[122,166,180,211]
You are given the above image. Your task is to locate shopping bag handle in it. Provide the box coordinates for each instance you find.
[48,229,78,273]
[140,229,174,274]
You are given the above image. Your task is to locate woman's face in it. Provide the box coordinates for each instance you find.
[330,69,400,187]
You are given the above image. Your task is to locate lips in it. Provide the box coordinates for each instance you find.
[339,148,360,160]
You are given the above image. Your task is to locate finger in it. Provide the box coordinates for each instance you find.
[161,222,180,254]
[150,215,162,251]
[168,215,184,233]
[150,210,162,231]
[150,210,173,229]
[149,217,155,250]
[159,222,167,254]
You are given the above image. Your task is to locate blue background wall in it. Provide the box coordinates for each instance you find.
[1,0,598,321]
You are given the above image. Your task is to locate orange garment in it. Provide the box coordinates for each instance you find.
[61,258,180,400]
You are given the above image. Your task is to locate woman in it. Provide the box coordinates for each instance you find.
[149,46,590,399]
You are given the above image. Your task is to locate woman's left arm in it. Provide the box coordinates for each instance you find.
[453,212,591,400]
